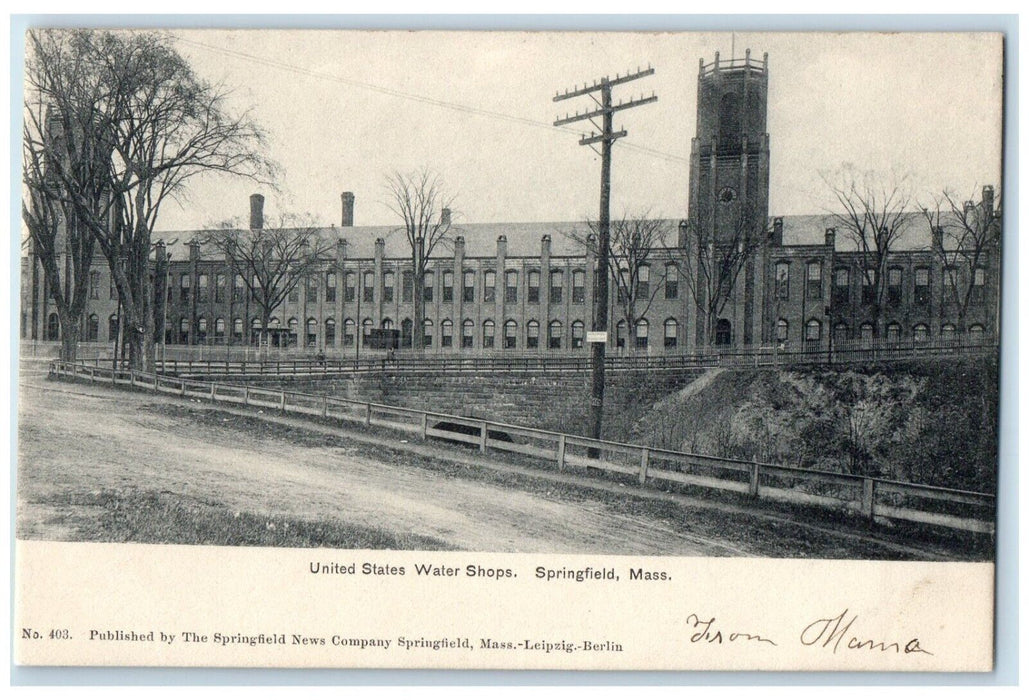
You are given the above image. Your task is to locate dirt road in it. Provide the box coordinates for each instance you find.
[17,378,746,555]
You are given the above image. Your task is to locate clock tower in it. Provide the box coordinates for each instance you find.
[687,49,771,346]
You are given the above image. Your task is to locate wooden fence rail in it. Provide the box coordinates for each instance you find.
[48,360,995,536]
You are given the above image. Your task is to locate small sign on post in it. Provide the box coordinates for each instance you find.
[586,331,608,344]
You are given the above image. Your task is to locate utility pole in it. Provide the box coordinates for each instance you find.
[553,66,656,446]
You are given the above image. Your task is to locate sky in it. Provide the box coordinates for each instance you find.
[143,30,1003,231]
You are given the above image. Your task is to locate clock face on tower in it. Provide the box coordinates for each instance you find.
[718,186,738,204]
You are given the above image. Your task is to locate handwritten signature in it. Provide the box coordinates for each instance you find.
[800,609,932,655]
[685,613,778,646]
[685,609,932,656]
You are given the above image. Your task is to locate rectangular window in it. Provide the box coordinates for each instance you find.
[307,277,318,303]
[463,270,475,303]
[914,267,930,305]
[461,324,473,348]
[505,271,518,304]
[382,272,394,303]
[288,283,299,303]
[233,274,244,302]
[862,269,876,305]
[179,274,190,303]
[806,262,822,301]
[832,267,849,306]
[344,272,356,302]
[483,270,496,303]
[109,274,118,300]
[402,271,413,303]
[971,267,986,304]
[636,266,650,300]
[528,271,540,304]
[943,267,958,303]
[775,262,790,301]
[215,273,226,303]
[572,270,585,303]
[887,267,903,307]
[527,324,539,349]
[550,270,563,304]
[442,271,454,303]
[197,274,209,303]
[424,271,435,302]
[90,271,100,299]
[363,272,375,303]
[442,325,453,348]
[665,266,678,300]
[326,272,336,302]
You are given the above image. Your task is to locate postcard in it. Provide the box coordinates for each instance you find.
[14,28,1002,671]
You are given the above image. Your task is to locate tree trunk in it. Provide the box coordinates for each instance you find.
[413,268,424,352]
[58,311,80,363]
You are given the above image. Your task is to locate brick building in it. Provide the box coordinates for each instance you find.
[22,51,1000,356]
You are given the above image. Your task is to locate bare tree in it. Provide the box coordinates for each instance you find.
[676,204,766,347]
[205,216,333,351]
[22,32,115,361]
[383,169,455,351]
[920,187,1001,333]
[823,168,916,337]
[567,212,672,354]
[25,29,271,371]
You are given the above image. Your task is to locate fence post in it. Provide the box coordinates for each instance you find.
[210,383,216,402]
[365,403,372,427]
[244,386,250,406]
[749,461,760,497]
[420,412,428,440]
[89,367,95,384]
[180,379,185,397]
[280,390,286,412]
[129,371,135,388]
[153,371,158,391]
[480,421,488,453]
[322,395,328,418]
[861,478,876,520]
[557,434,566,470]
[639,448,650,485]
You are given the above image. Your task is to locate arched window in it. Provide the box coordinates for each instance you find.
[306,318,317,346]
[43,311,62,341]
[381,317,394,330]
[805,318,822,342]
[401,318,413,348]
[362,318,373,346]
[526,320,540,349]
[483,320,496,348]
[776,318,788,343]
[461,319,474,348]
[196,317,208,344]
[325,318,336,347]
[886,322,901,343]
[548,320,563,349]
[179,317,190,344]
[663,318,678,348]
[233,318,243,343]
[108,315,120,342]
[571,320,585,349]
[441,319,453,348]
[833,322,848,345]
[860,322,874,345]
[941,323,956,342]
[343,319,356,347]
[912,323,929,344]
[968,325,985,343]
[635,318,649,349]
[214,318,226,343]
[715,319,731,346]
[86,314,99,342]
[503,320,517,349]
[422,319,433,348]
[616,320,626,349]
[287,318,298,347]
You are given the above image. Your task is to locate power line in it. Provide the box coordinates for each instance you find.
[169,34,689,166]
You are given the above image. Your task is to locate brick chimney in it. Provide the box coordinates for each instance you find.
[249,193,264,230]
[441,208,451,228]
[341,192,355,227]
[824,227,836,249]
[772,217,784,246]
[982,185,995,219]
